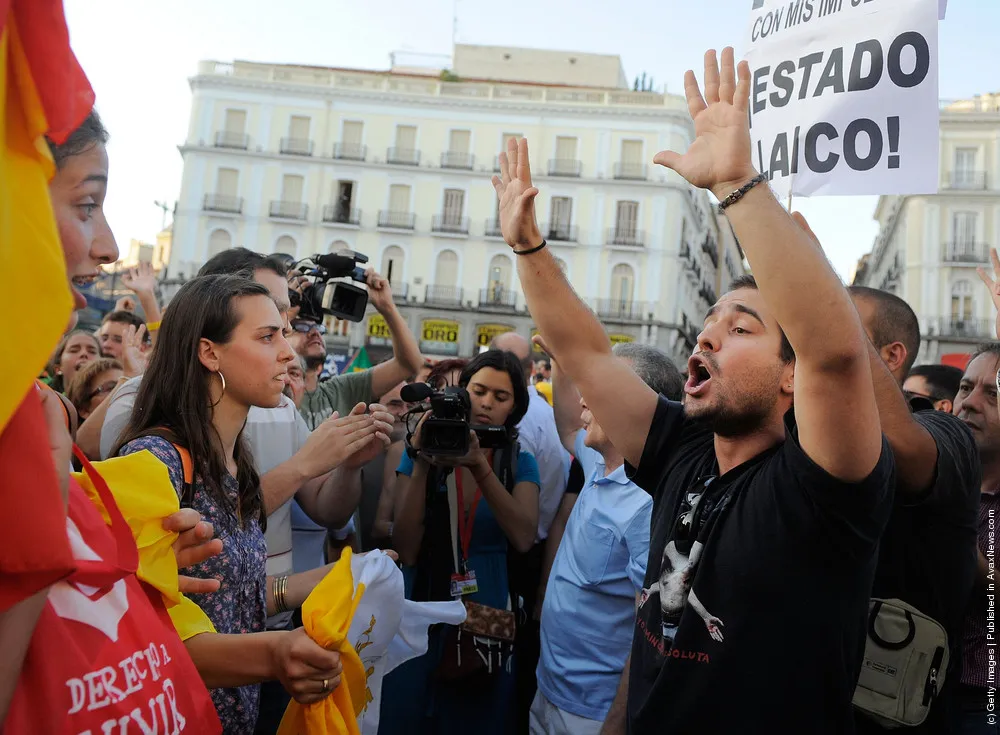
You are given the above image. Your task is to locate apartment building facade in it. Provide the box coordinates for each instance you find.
[170,45,744,366]
[853,93,1000,365]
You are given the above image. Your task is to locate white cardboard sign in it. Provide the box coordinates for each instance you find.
[744,0,940,197]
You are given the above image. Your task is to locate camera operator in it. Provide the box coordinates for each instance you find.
[381,350,540,735]
[288,267,423,431]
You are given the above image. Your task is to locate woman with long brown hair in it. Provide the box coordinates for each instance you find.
[114,274,344,733]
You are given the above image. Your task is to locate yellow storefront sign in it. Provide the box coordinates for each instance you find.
[367,314,391,340]
[476,323,515,347]
[420,319,461,356]
[609,333,635,345]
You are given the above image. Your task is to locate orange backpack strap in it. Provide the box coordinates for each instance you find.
[169,442,194,486]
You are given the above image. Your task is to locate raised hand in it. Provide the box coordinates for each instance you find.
[165,508,223,595]
[364,268,395,314]
[341,403,395,469]
[115,296,137,313]
[976,249,1000,340]
[295,402,384,478]
[122,262,158,295]
[492,137,543,251]
[121,324,148,378]
[652,48,758,200]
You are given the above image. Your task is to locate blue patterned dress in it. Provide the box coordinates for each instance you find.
[118,436,267,734]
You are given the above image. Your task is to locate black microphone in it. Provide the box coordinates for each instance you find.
[312,253,357,274]
[400,382,433,403]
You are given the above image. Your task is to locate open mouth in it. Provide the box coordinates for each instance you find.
[684,355,713,397]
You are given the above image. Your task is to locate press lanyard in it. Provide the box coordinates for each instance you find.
[454,467,482,566]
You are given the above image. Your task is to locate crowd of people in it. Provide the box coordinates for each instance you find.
[3,26,998,735]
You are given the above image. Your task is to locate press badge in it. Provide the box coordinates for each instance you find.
[450,570,479,597]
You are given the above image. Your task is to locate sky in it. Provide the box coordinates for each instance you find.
[64,0,998,281]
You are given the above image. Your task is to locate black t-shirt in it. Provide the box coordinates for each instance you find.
[856,410,980,735]
[626,396,894,735]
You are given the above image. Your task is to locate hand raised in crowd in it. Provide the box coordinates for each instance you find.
[492,137,543,252]
[296,402,391,479]
[38,386,73,506]
[364,267,395,314]
[164,508,223,595]
[121,261,158,296]
[121,323,147,378]
[269,627,343,704]
[976,247,1000,340]
[114,296,137,313]
[653,48,757,199]
[341,402,395,470]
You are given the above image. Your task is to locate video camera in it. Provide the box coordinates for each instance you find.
[400,382,509,457]
[296,251,370,323]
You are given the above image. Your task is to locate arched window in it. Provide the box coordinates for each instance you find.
[329,239,349,254]
[952,280,973,321]
[610,263,635,305]
[381,246,405,283]
[434,250,458,287]
[207,229,231,259]
[487,254,512,292]
[274,235,297,258]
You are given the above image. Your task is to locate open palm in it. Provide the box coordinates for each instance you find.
[977,248,1000,339]
[492,137,543,251]
[653,48,757,198]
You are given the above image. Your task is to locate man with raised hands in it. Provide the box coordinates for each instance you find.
[493,48,894,734]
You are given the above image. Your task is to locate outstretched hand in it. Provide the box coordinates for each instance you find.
[122,262,158,295]
[976,248,1000,340]
[492,137,543,251]
[652,48,758,200]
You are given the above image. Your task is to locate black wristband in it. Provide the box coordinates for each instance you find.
[716,174,768,213]
[513,239,547,256]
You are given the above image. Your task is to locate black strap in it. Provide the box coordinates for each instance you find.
[868,601,916,651]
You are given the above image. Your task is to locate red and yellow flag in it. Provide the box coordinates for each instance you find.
[0,0,94,432]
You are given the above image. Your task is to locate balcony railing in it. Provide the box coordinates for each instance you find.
[938,318,993,338]
[608,228,645,247]
[944,241,988,263]
[945,171,988,190]
[425,285,464,307]
[484,219,503,238]
[699,285,718,304]
[548,159,582,177]
[479,287,518,310]
[387,147,421,166]
[321,205,361,225]
[269,201,308,220]
[333,142,367,161]
[203,194,243,214]
[214,131,249,149]
[679,243,694,263]
[545,223,578,242]
[441,151,475,170]
[378,210,416,229]
[595,299,646,320]
[493,156,503,173]
[279,137,314,156]
[432,215,470,235]
[391,282,409,301]
[614,162,649,180]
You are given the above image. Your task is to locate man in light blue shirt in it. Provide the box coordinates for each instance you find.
[531,341,683,735]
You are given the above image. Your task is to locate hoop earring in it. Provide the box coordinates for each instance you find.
[210,370,227,408]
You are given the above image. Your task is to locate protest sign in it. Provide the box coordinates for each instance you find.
[744,0,939,197]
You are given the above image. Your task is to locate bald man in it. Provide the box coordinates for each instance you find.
[492,331,571,731]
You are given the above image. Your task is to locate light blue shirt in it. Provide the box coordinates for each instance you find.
[536,430,652,721]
